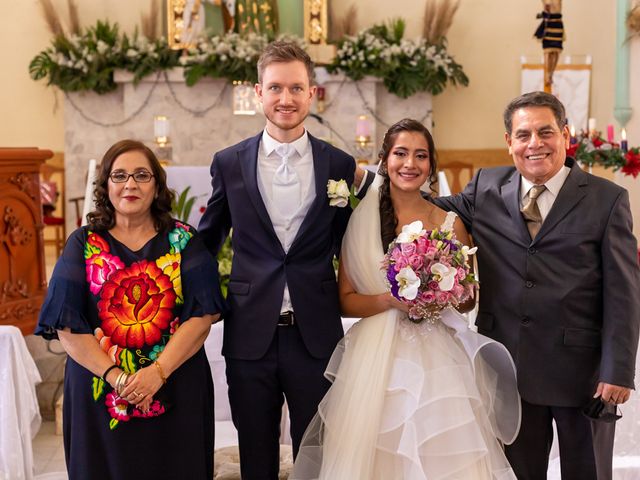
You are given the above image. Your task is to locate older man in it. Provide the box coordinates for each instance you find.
[435,91,640,479]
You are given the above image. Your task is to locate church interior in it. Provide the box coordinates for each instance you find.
[1,0,640,478]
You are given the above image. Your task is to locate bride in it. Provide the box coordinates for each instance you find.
[291,119,521,479]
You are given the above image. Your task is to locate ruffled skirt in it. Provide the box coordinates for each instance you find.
[292,309,520,480]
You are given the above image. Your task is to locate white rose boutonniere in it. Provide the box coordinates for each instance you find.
[327,179,350,208]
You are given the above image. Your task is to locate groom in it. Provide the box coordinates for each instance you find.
[199,41,369,479]
[435,91,640,479]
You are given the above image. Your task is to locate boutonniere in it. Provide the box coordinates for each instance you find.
[327,179,350,207]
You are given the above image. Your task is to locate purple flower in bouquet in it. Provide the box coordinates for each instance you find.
[382,220,479,323]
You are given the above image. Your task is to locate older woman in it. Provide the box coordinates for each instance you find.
[36,140,226,479]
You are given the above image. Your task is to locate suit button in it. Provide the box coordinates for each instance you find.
[528,247,536,254]
[521,316,530,325]
[525,280,534,288]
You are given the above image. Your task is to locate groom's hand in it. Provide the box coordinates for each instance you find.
[594,382,632,405]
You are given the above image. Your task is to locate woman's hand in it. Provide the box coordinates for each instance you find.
[120,364,164,408]
[383,293,410,313]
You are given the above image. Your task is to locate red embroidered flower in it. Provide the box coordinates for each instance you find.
[98,260,176,349]
[105,392,130,422]
[131,400,166,418]
[592,137,604,148]
[621,150,640,179]
[94,327,123,363]
[88,232,109,252]
[86,252,124,295]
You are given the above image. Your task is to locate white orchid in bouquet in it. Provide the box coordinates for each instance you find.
[383,221,478,323]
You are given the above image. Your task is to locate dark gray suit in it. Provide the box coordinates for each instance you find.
[435,158,639,479]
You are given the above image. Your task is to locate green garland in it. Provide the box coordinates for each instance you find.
[327,19,469,98]
[30,19,468,99]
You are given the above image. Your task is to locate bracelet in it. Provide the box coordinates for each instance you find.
[115,371,128,395]
[101,364,119,382]
[154,360,167,384]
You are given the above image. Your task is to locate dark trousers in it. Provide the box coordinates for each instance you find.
[226,325,331,480]
[505,399,616,480]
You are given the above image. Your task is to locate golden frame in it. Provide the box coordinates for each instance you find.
[167,0,203,50]
[303,0,328,45]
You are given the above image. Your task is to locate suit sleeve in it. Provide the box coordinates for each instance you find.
[599,189,640,388]
[431,169,481,233]
[197,153,232,257]
[333,154,356,255]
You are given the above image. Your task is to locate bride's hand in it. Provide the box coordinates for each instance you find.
[383,293,410,312]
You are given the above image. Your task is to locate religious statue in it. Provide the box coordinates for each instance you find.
[534,0,564,92]
[236,0,278,35]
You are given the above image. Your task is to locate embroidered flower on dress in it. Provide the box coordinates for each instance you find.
[168,225,193,254]
[98,260,177,349]
[105,392,130,422]
[156,253,183,304]
[86,252,125,295]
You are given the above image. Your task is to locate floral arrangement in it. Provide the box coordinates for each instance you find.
[181,32,304,85]
[327,18,468,98]
[567,131,640,178]
[30,18,467,99]
[29,21,179,94]
[326,179,350,207]
[382,220,478,323]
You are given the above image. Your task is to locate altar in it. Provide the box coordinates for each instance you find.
[62,69,433,235]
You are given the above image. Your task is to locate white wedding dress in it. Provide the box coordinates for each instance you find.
[291,176,521,480]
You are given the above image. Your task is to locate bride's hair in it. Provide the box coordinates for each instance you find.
[378,118,438,250]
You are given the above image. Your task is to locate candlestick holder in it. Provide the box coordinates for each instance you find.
[354,135,374,166]
[153,115,172,164]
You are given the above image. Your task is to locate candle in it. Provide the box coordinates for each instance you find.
[621,128,628,153]
[356,115,371,140]
[154,115,170,138]
[588,118,596,134]
[606,124,614,143]
[570,125,577,144]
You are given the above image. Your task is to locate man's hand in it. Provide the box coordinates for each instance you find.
[594,382,632,405]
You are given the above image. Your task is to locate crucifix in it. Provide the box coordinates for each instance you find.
[534,0,564,93]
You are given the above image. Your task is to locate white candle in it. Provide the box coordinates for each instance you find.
[356,115,371,140]
[154,116,170,138]
[588,118,596,134]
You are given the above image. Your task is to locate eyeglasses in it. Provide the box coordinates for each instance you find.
[109,170,154,183]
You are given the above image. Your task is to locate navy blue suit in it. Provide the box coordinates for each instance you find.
[199,131,360,479]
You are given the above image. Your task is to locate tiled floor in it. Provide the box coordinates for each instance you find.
[33,421,67,479]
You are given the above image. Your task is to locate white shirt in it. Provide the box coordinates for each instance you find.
[257,129,316,313]
[520,165,571,222]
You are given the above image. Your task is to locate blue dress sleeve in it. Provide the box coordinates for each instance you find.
[35,228,93,339]
[179,231,228,323]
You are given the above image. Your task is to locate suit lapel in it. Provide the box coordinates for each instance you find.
[534,161,588,243]
[238,133,281,241]
[500,169,531,244]
[289,134,330,251]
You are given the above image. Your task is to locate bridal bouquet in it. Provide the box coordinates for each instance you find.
[382,221,478,323]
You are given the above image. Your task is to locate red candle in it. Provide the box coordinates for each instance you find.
[607,124,614,143]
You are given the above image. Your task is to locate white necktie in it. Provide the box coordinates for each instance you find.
[273,143,300,218]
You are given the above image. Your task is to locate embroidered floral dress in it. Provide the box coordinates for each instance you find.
[36,221,226,480]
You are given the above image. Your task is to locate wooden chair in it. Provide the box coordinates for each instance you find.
[40,153,65,258]
[440,161,474,194]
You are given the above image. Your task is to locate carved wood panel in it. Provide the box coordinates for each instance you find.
[0,148,52,335]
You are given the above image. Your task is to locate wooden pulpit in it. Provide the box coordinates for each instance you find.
[0,148,52,334]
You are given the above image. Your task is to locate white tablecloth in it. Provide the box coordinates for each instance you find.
[0,326,42,480]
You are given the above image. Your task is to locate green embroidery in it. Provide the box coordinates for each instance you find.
[109,418,119,430]
[92,376,105,401]
[119,349,137,374]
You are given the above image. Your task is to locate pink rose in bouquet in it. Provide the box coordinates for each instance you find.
[382,220,479,323]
